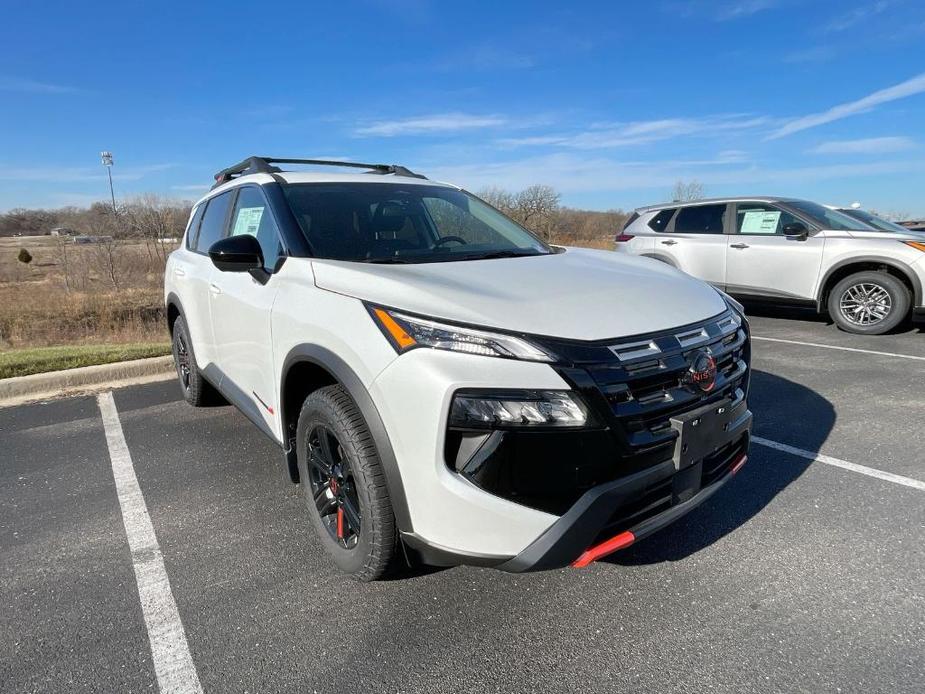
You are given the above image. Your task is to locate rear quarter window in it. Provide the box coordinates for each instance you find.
[184,204,205,250]
[647,208,676,232]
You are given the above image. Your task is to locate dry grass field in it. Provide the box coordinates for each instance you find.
[0,235,172,376]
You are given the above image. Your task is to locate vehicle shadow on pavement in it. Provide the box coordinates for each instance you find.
[605,369,835,566]
[742,301,924,334]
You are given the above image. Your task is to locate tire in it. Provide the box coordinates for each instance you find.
[827,271,910,335]
[296,385,398,581]
[170,316,216,406]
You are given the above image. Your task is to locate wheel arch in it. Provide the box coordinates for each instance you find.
[640,252,678,267]
[165,291,184,336]
[279,344,413,533]
[816,257,921,313]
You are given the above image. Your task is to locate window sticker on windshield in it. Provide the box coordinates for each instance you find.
[740,210,780,234]
[232,206,264,236]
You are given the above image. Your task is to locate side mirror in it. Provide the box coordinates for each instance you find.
[782,222,809,241]
[209,235,263,272]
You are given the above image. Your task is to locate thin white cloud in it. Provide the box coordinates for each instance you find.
[810,136,916,154]
[824,1,891,33]
[0,76,81,94]
[0,163,176,182]
[715,0,777,21]
[768,72,925,139]
[425,153,923,197]
[354,113,508,137]
[499,115,770,149]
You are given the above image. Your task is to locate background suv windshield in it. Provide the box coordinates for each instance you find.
[282,183,551,263]
[785,200,876,231]
[840,208,912,233]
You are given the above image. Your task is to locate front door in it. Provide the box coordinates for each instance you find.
[725,202,826,301]
[209,185,285,437]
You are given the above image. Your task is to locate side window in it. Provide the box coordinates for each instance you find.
[185,204,205,250]
[735,203,802,235]
[647,208,676,232]
[229,186,283,271]
[196,192,233,253]
[674,204,726,234]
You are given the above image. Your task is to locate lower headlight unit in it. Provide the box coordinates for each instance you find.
[449,390,591,429]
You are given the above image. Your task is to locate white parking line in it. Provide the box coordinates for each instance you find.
[752,435,925,491]
[98,392,204,694]
[751,335,925,362]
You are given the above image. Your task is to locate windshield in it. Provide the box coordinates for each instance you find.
[785,200,877,231]
[839,208,911,233]
[281,183,551,263]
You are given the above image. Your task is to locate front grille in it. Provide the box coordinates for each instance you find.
[540,309,751,473]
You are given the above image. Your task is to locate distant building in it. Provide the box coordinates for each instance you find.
[899,220,925,232]
[49,227,76,236]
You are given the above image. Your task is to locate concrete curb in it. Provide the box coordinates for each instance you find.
[0,356,175,408]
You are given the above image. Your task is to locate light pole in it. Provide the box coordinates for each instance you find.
[100,151,116,213]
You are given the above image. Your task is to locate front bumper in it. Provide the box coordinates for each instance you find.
[498,427,750,571]
[371,309,751,566]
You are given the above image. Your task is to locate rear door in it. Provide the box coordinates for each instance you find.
[657,203,729,286]
[208,184,285,436]
[175,190,234,369]
[725,201,825,301]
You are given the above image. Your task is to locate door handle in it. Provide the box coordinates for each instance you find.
[174,268,186,277]
[660,240,678,246]
[730,243,749,249]
[209,283,222,295]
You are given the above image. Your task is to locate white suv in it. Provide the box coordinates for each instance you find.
[616,197,925,334]
[165,157,752,580]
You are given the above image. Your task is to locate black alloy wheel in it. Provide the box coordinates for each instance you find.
[307,425,362,549]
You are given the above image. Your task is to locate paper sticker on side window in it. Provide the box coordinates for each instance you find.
[232,207,264,236]
[740,210,780,234]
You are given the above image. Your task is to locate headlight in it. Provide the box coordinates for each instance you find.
[368,306,555,362]
[449,390,591,428]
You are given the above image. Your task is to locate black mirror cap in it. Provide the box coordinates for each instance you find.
[783,222,809,240]
[209,235,264,272]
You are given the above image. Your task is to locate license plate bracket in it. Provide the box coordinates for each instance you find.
[670,398,737,470]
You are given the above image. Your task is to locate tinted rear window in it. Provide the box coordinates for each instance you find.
[647,208,676,232]
[195,191,233,252]
[674,204,726,234]
[623,212,640,231]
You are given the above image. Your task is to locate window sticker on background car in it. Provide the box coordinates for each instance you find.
[740,210,780,234]
[232,206,264,236]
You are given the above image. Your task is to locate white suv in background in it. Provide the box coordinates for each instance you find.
[164,157,752,581]
[616,197,925,334]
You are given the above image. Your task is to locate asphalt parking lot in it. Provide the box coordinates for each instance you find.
[2,309,923,693]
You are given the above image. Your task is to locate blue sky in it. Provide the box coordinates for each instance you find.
[2,0,925,215]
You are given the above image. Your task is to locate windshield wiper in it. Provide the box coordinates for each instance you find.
[454,249,546,261]
[360,257,414,264]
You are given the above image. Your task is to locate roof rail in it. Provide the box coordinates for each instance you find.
[211,156,427,189]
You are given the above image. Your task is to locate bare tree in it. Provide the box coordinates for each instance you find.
[91,238,121,288]
[671,180,705,202]
[477,186,517,215]
[122,194,190,266]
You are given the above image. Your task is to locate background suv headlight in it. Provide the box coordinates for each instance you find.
[368,305,555,362]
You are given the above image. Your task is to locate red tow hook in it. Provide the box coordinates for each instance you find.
[571,530,636,568]
[730,453,748,475]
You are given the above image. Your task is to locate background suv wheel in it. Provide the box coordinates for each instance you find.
[296,385,398,581]
[828,271,910,335]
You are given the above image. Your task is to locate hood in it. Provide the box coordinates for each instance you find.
[311,247,728,341]
[843,229,925,241]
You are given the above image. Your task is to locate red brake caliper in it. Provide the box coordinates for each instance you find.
[330,477,345,539]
